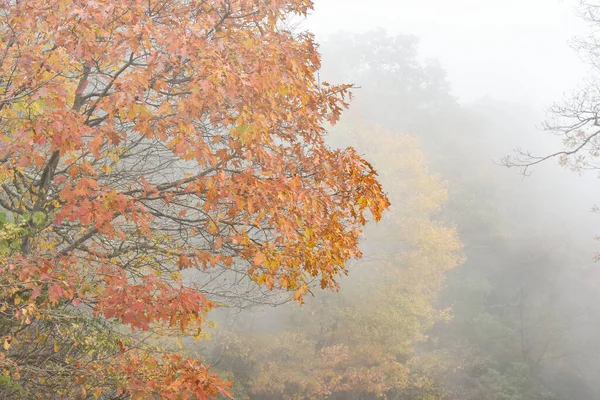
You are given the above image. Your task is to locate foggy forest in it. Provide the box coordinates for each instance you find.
[2,0,600,399]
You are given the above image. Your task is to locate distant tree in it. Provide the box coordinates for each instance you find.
[209,125,463,400]
[318,30,455,135]
[0,0,389,398]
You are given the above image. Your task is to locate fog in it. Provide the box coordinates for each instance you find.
[199,1,600,399]
[305,0,588,107]
[302,0,600,244]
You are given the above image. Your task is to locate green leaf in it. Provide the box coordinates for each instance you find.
[9,238,21,250]
[18,213,30,225]
[0,240,9,255]
[32,212,46,227]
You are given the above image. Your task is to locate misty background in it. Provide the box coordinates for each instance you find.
[305,0,600,250]
[305,0,587,107]
[199,1,600,399]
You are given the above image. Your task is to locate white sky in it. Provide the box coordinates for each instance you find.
[304,0,590,108]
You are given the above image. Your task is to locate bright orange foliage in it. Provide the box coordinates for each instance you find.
[0,0,389,397]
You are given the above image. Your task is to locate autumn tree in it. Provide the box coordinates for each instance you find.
[0,0,389,398]
[207,124,463,400]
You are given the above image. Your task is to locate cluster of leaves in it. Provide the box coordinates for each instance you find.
[0,0,390,398]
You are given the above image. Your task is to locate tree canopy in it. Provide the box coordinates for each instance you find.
[0,1,389,398]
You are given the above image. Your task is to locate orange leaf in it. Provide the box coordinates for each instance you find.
[253,251,265,266]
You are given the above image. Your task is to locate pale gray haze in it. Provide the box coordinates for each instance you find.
[305,0,600,248]
[306,0,589,107]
